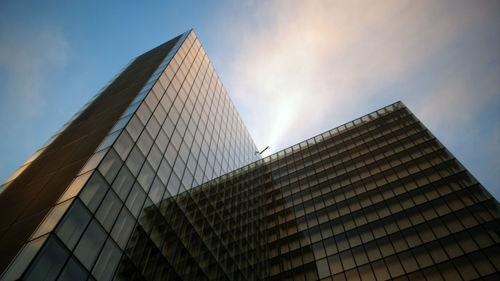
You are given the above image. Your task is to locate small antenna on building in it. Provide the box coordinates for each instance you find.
[255,146,270,155]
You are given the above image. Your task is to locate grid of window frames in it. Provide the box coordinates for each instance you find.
[113,163,269,280]
[108,101,500,280]
[259,102,500,281]
[4,30,261,281]
[0,32,184,281]
[114,101,499,281]
[2,30,499,281]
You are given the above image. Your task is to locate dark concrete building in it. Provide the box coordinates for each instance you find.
[1,30,499,281]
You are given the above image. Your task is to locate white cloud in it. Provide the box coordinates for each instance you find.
[0,24,68,117]
[0,24,69,184]
[216,0,499,159]
[415,66,498,131]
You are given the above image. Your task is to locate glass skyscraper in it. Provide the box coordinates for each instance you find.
[1,30,499,281]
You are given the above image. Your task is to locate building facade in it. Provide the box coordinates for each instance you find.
[1,30,499,281]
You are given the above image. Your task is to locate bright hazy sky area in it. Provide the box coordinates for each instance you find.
[1,1,499,199]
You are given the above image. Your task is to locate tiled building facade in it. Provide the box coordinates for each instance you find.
[0,30,259,281]
[253,102,500,281]
[0,30,499,281]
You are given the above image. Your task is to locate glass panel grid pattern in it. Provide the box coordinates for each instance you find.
[5,29,262,281]
[0,31,184,278]
[108,101,500,280]
[112,101,499,281]
[2,26,499,281]
[255,102,500,281]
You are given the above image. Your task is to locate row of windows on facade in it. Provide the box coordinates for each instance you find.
[3,30,263,281]
[148,106,500,280]
[8,81,500,281]
[171,101,407,195]
[213,106,420,189]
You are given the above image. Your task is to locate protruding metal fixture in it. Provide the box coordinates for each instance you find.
[255,146,270,155]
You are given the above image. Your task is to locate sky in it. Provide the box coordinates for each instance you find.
[0,0,499,199]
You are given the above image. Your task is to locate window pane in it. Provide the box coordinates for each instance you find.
[399,251,419,273]
[110,207,135,249]
[91,238,122,281]
[352,246,368,266]
[157,159,172,185]
[340,250,356,270]
[166,172,181,197]
[412,247,433,268]
[385,255,404,278]
[312,241,326,259]
[74,220,107,270]
[98,149,122,184]
[24,236,69,281]
[125,146,145,176]
[146,116,161,138]
[426,241,447,263]
[328,254,343,275]
[324,237,338,256]
[137,130,154,158]
[147,144,162,171]
[437,261,461,281]
[137,162,155,192]
[316,258,331,279]
[156,129,169,152]
[56,199,92,250]
[149,177,165,205]
[95,190,122,232]
[358,263,376,281]
[125,115,143,142]
[372,260,390,281]
[181,170,193,189]
[112,166,134,201]
[114,131,134,161]
[454,256,479,280]
[125,182,147,218]
[57,257,88,281]
[79,171,109,213]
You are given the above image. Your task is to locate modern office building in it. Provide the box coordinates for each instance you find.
[0,30,499,281]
